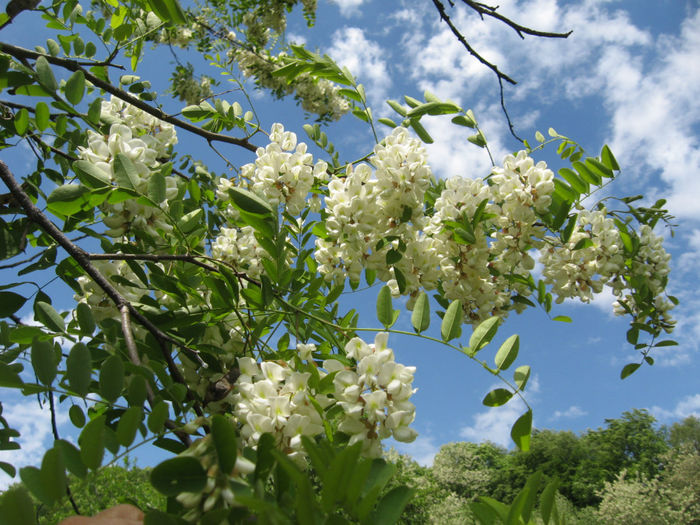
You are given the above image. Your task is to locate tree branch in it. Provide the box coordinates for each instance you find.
[0,160,205,422]
[462,1,573,40]
[0,42,259,153]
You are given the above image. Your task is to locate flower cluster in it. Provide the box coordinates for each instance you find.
[329,333,418,456]
[77,96,179,238]
[232,333,416,461]
[316,126,438,293]
[540,208,624,303]
[75,260,144,322]
[241,123,329,215]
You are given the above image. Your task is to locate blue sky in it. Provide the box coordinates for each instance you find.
[1,0,700,486]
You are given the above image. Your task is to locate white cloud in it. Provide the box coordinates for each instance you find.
[328,27,391,107]
[0,399,69,490]
[328,0,365,18]
[651,393,700,422]
[552,405,587,419]
[391,435,440,466]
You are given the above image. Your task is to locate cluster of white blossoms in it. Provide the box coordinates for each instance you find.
[211,226,266,278]
[77,96,179,238]
[612,224,675,327]
[328,333,418,457]
[540,208,625,303]
[242,123,329,215]
[232,333,416,461]
[308,129,674,324]
[75,260,144,322]
[316,127,438,294]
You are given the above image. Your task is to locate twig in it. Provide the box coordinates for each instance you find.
[47,390,82,515]
[0,42,259,153]
[0,160,205,423]
[462,0,573,39]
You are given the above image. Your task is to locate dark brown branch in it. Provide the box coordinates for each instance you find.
[0,42,258,153]
[432,0,517,85]
[0,160,205,424]
[119,305,193,447]
[462,1,573,39]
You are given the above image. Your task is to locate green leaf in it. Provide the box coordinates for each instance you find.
[39,448,66,505]
[409,119,433,144]
[654,340,678,347]
[31,340,56,386]
[47,184,89,216]
[494,334,519,371]
[73,160,111,188]
[386,99,406,117]
[87,98,102,124]
[513,365,531,391]
[451,115,476,128]
[76,302,96,335]
[66,342,92,396]
[540,477,560,524]
[0,291,26,317]
[0,486,38,525]
[148,171,166,203]
[229,186,273,215]
[14,108,29,135]
[55,439,87,479]
[64,70,85,105]
[369,486,415,525]
[441,300,462,342]
[620,362,641,380]
[406,101,460,118]
[211,414,238,475]
[69,404,86,428]
[511,410,533,451]
[482,388,513,407]
[113,153,140,189]
[585,157,615,179]
[34,102,50,131]
[376,286,396,328]
[552,315,572,323]
[35,56,58,92]
[151,457,207,497]
[378,117,397,128]
[601,144,620,171]
[147,400,169,433]
[411,292,430,333]
[469,316,499,354]
[34,301,64,333]
[468,131,487,148]
[79,415,105,470]
[116,406,143,447]
[99,355,124,402]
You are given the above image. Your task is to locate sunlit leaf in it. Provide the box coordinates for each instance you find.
[511,410,533,451]
[469,316,499,354]
[441,300,462,342]
[411,292,430,334]
[64,70,85,105]
[482,388,513,407]
[494,334,519,371]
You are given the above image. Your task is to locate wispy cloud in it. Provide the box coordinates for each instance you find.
[0,399,69,490]
[328,27,391,107]
[552,405,587,420]
[391,434,440,466]
[328,0,366,18]
[651,393,700,422]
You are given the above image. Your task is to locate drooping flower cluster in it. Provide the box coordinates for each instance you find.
[242,123,329,215]
[77,96,179,238]
[328,333,418,457]
[232,333,416,461]
[540,208,624,303]
[316,126,438,293]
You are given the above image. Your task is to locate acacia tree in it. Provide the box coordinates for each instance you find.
[0,0,679,523]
